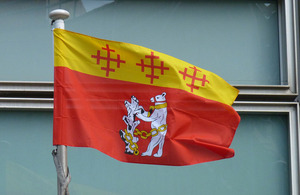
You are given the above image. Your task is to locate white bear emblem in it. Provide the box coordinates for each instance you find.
[136,92,168,157]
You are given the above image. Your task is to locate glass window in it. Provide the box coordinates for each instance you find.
[0,0,282,85]
[0,111,292,195]
[0,111,56,194]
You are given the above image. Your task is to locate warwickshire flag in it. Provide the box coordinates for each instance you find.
[53,29,240,166]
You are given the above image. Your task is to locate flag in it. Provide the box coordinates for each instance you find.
[53,29,240,166]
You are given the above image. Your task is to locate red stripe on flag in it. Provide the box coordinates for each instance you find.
[53,67,240,166]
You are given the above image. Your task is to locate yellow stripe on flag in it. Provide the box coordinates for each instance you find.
[54,29,238,105]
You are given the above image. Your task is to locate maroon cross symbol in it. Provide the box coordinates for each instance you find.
[179,66,209,92]
[136,52,169,84]
[91,44,126,77]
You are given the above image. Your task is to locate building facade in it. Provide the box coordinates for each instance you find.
[0,0,299,194]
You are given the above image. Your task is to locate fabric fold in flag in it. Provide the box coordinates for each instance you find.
[53,29,240,166]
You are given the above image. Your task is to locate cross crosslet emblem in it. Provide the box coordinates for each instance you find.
[136,52,169,84]
[91,44,126,77]
[179,66,209,92]
[91,45,209,92]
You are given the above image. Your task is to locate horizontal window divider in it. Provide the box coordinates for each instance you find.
[0,97,299,112]
[233,101,299,113]
[0,81,53,98]
[235,85,296,94]
[0,82,298,101]
[234,85,298,102]
[236,94,297,102]
[0,81,53,91]
[0,98,53,110]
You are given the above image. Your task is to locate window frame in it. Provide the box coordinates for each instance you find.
[234,0,299,100]
[235,101,300,195]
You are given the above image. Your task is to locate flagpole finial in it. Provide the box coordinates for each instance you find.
[49,9,70,21]
[49,9,70,29]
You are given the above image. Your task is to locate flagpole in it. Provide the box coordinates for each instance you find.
[49,9,70,195]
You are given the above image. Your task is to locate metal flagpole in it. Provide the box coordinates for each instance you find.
[49,9,71,195]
